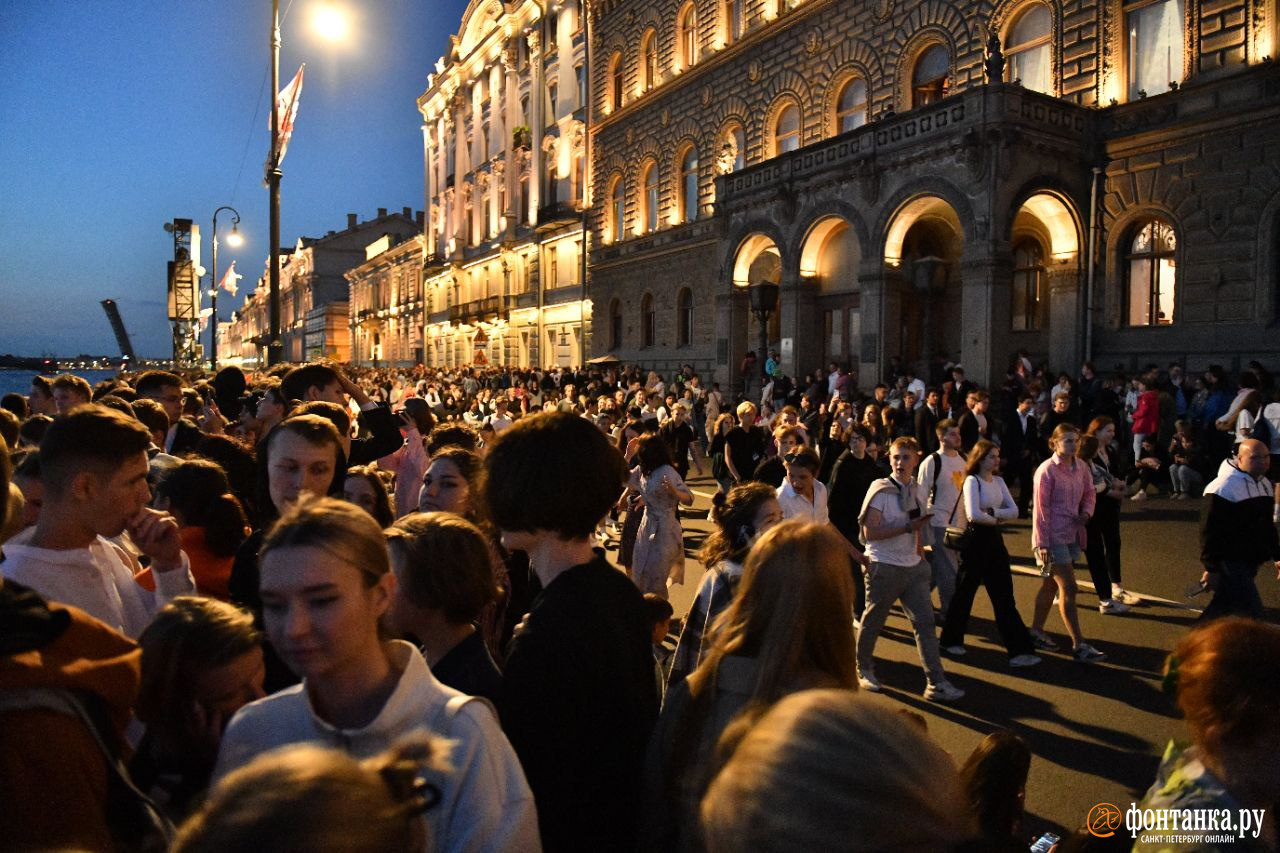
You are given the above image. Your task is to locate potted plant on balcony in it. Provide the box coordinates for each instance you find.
[512,125,532,150]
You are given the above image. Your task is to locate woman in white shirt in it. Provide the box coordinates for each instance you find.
[776,447,829,524]
[214,495,540,853]
[938,440,1041,667]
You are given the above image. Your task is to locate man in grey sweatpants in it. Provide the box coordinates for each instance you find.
[856,436,965,703]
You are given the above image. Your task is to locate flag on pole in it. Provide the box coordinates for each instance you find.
[218,261,243,297]
[272,64,306,167]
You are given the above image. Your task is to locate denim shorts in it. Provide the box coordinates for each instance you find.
[1036,543,1082,574]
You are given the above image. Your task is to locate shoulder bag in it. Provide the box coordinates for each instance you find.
[941,477,974,551]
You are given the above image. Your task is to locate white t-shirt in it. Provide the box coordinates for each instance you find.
[918,451,968,527]
[859,478,925,567]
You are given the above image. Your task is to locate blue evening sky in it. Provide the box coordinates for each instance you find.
[0,0,469,358]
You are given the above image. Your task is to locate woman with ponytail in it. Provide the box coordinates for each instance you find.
[138,459,250,600]
[666,481,782,689]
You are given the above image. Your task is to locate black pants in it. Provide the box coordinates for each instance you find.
[850,551,867,619]
[1084,496,1122,601]
[940,525,1035,656]
[1009,455,1034,515]
[1200,560,1264,621]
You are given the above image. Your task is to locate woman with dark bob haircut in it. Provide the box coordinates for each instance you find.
[484,412,658,852]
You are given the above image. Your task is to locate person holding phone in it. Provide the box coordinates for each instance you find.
[854,436,964,702]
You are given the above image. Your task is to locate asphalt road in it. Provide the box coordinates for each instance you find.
[604,471,1280,844]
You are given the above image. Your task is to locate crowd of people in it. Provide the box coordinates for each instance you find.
[0,352,1276,852]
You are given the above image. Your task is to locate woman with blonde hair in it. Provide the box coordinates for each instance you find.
[177,737,447,853]
[642,520,858,852]
[213,495,539,853]
[700,689,970,853]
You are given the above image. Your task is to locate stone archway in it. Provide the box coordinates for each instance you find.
[883,195,964,383]
[1010,190,1083,370]
[727,232,782,394]
[799,215,863,374]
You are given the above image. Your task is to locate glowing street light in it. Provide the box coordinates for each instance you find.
[310,3,351,43]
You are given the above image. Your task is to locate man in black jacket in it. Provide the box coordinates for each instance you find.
[827,426,881,619]
[1198,439,1280,620]
[1001,393,1040,517]
[915,388,943,455]
[280,363,402,465]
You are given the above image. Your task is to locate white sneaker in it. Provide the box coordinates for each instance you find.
[857,672,882,692]
[1099,599,1130,615]
[1073,643,1107,663]
[1130,491,1148,502]
[924,680,965,702]
[1009,654,1042,668]
[942,644,966,656]
[1112,588,1140,605]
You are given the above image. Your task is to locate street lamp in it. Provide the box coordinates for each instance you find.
[210,206,242,370]
[748,281,779,398]
[267,0,350,367]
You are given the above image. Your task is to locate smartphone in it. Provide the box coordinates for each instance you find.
[908,506,922,520]
[1030,833,1060,853]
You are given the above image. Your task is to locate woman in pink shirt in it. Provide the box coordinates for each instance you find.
[1029,423,1106,663]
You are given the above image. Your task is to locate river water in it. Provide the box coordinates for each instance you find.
[0,369,122,399]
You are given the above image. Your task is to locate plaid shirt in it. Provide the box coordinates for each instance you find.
[667,560,743,690]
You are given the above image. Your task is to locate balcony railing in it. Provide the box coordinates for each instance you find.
[448,295,508,325]
[536,200,581,228]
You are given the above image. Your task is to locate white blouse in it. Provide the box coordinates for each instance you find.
[961,475,1019,526]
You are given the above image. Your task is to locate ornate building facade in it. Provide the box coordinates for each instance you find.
[587,0,1280,390]
[419,0,592,369]
[223,209,419,368]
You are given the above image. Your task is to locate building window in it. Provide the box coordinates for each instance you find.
[481,121,490,160]
[774,103,801,154]
[641,293,656,347]
[679,4,698,68]
[835,77,867,134]
[547,83,558,122]
[641,29,658,90]
[1127,0,1184,99]
[911,43,951,106]
[609,52,624,111]
[520,94,530,125]
[545,10,558,53]
[1011,239,1045,331]
[680,147,699,222]
[575,63,586,109]
[545,157,558,205]
[1125,218,1177,325]
[572,153,584,205]
[727,124,745,170]
[1006,5,1052,93]
[610,298,623,349]
[609,176,625,242]
[642,162,658,233]
[677,288,694,346]
[726,0,743,41]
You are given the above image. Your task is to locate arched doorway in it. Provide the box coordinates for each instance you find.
[1010,191,1082,367]
[731,233,782,392]
[800,215,862,371]
[884,196,964,382]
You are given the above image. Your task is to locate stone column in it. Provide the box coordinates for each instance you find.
[957,255,1009,389]
[777,269,818,380]
[422,117,435,256]
[714,285,749,394]
[856,267,888,392]
[1046,262,1083,374]
[502,41,519,238]
[527,29,543,225]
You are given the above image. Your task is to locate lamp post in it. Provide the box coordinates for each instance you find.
[268,0,283,367]
[209,206,243,370]
[748,281,779,399]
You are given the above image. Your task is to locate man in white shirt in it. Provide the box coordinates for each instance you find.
[1,406,194,638]
[917,419,967,618]
[856,436,964,703]
[486,400,515,434]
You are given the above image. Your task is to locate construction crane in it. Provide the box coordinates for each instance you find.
[100,299,138,364]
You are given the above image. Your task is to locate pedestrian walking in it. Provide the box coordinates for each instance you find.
[1028,424,1107,662]
[1082,417,1137,611]
[628,434,694,598]
[1197,439,1279,620]
[938,441,1040,667]
[855,436,964,702]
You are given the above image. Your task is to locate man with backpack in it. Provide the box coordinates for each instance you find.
[917,419,967,620]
